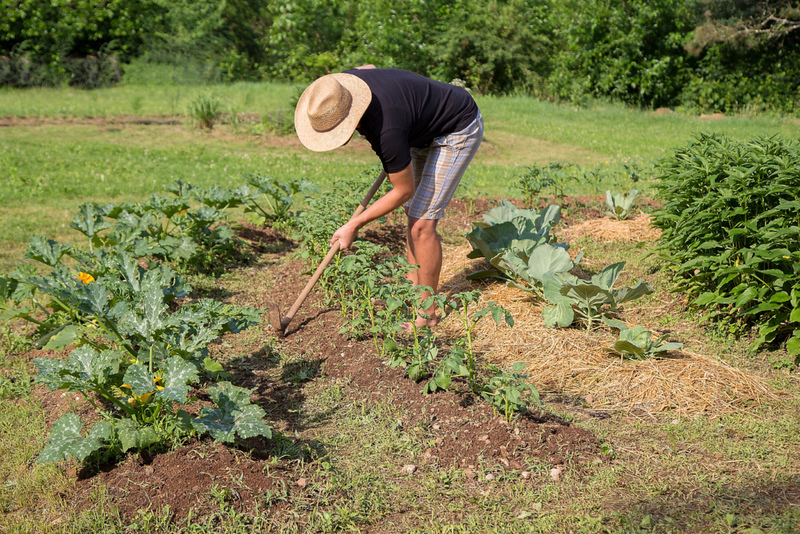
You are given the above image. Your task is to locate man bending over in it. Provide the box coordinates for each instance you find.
[294,66,483,327]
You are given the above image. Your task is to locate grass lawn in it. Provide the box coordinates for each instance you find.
[0,84,799,533]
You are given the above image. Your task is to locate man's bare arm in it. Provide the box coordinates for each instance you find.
[330,164,414,249]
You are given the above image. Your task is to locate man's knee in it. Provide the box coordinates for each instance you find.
[407,217,439,241]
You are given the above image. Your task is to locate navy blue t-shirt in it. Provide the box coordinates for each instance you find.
[344,68,478,174]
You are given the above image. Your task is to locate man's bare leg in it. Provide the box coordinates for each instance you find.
[405,215,442,328]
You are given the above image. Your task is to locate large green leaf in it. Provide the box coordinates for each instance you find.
[542,301,574,328]
[38,414,112,463]
[122,364,156,396]
[77,281,110,316]
[611,280,655,308]
[116,419,160,452]
[155,356,199,403]
[39,324,81,351]
[34,347,122,391]
[561,282,611,316]
[590,262,625,291]
[612,340,646,357]
[70,203,112,239]
[192,382,272,442]
[526,244,579,283]
[71,346,121,385]
[24,235,72,267]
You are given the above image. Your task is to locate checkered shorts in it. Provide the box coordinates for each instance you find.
[405,111,483,220]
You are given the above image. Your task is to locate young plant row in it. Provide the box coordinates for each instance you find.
[516,161,642,221]
[465,201,679,357]
[652,133,800,364]
[0,178,307,464]
[66,175,315,276]
[315,237,539,423]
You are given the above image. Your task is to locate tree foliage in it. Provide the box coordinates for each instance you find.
[1,0,799,113]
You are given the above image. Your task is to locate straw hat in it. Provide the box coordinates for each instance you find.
[295,73,372,152]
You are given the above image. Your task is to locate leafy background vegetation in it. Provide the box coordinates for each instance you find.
[2,0,800,113]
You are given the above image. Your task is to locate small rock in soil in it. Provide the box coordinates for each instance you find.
[550,466,563,482]
[585,394,594,405]
[403,464,417,474]
[297,478,307,487]
[464,469,476,479]
[144,466,154,476]
[485,473,495,481]
[521,471,531,480]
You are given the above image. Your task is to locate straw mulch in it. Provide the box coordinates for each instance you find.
[559,211,661,243]
[437,243,782,418]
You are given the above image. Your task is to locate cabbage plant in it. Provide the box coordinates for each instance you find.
[465,201,575,290]
[602,318,683,359]
[605,189,639,220]
[542,261,653,330]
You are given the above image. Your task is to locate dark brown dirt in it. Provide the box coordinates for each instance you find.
[42,196,607,522]
[72,442,299,520]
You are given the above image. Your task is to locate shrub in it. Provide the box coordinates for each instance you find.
[652,133,800,358]
[187,93,222,130]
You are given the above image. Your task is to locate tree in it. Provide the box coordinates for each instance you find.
[687,1,800,53]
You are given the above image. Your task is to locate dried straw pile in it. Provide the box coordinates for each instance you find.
[437,243,781,417]
[559,211,661,243]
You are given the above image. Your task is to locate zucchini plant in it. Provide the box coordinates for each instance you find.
[243,173,318,230]
[3,235,270,464]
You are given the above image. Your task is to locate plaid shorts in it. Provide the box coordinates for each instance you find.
[405,111,483,220]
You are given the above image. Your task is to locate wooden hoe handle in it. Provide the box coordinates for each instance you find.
[279,171,388,331]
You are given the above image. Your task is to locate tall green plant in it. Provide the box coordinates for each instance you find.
[652,133,800,359]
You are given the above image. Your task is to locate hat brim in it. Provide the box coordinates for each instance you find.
[295,73,372,152]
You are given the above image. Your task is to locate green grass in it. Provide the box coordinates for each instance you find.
[0,82,303,118]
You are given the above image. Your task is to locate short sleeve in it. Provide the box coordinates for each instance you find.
[375,128,411,174]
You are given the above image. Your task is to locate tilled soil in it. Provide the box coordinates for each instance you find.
[57,198,608,522]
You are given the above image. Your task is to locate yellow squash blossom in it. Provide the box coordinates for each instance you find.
[76,272,95,284]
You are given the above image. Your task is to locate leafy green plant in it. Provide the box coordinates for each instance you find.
[652,134,800,361]
[602,318,683,359]
[2,240,269,463]
[244,174,318,230]
[515,166,554,207]
[481,363,540,422]
[465,201,561,267]
[605,189,639,220]
[514,162,577,206]
[260,108,295,136]
[542,262,654,330]
[436,291,514,393]
[67,183,248,275]
[465,201,581,295]
[188,93,222,130]
[293,177,368,263]
[492,244,583,299]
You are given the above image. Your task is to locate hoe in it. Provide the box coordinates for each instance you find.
[267,171,388,336]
